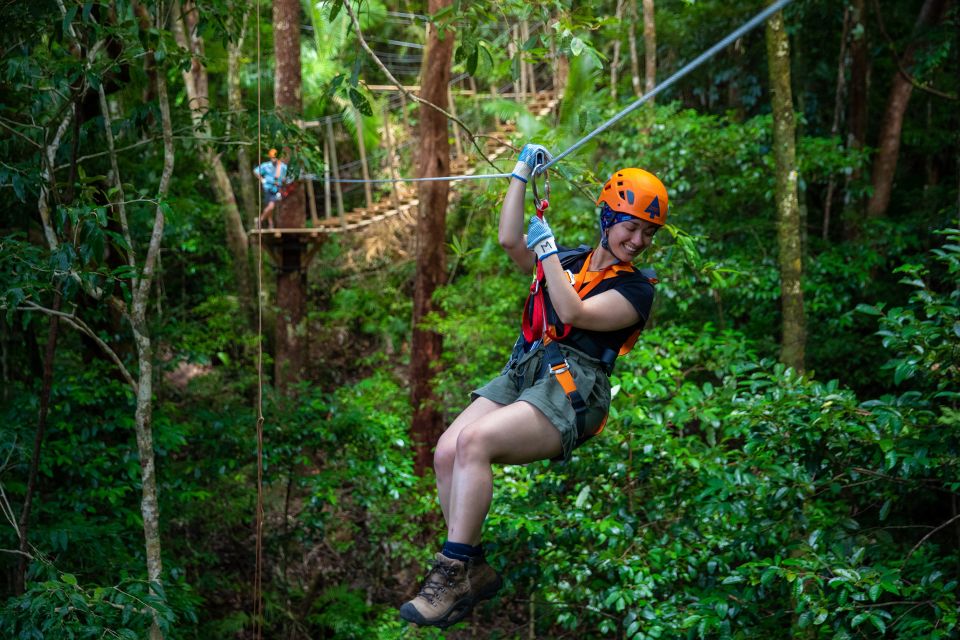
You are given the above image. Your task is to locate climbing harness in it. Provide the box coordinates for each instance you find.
[534,256,657,442]
[520,162,659,441]
[520,245,657,438]
[523,164,654,351]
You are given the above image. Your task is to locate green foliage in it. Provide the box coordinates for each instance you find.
[483,322,958,638]
[3,0,959,638]
[0,562,180,640]
[858,229,960,393]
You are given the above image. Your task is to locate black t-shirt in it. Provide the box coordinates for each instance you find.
[541,245,655,359]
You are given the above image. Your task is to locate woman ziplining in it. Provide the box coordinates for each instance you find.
[241,0,791,630]
[399,144,668,628]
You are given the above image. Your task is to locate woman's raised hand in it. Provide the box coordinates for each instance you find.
[511,143,553,184]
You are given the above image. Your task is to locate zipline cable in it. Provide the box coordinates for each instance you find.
[541,0,793,172]
[327,0,795,185]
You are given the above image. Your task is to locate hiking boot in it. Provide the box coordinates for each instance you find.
[399,553,503,628]
[467,556,502,605]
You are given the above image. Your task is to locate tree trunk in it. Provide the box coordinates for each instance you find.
[843,0,869,238]
[555,52,570,98]
[16,290,61,595]
[273,0,307,391]
[866,0,948,218]
[140,21,175,640]
[765,4,806,373]
[627,0,642,97]
[610,0,625,99]
[227,7,259,225]
[642,0,656,99]
[411,0,454,476]
[173,1,251,307]
[823,6,851,241]
[132,317,163,640]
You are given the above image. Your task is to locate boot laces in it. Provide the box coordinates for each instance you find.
[418,561,460,605]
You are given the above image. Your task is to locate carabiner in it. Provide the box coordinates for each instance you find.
[531,162,551,214]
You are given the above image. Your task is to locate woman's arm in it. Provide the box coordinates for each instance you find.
[500,144,553,273]
[540,256,640,331]
[499,177,536,273]
[528,217,641,332]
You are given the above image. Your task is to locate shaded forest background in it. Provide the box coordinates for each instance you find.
[0,0,958,638]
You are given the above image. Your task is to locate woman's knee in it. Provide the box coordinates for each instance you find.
[454,426,493,464]
[434,436,456,478]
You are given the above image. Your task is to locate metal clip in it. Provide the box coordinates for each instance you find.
[550,362,570,376]
[531,162,550,213]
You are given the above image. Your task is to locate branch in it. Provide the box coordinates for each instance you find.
[870,0,958,101]
[903,512,960,566]
[0,118,42,149]
[850,466,944,487]
[38,110,73,251]
[18,301,138,392]
[0,481,20,539]
[134,17,175,310]
[98,84,137,280]
[54,130,236,171]
[341,0,503,174]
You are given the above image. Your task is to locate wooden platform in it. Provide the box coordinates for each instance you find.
[250,92,558,244]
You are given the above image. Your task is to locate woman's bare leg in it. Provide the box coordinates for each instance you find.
[434,397,503,524]
[446,401,562,545]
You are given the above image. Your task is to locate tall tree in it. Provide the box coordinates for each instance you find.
[173,0,251,308]
[227,5,259,225]
[411,2,454,475]
[642,0,657,100]
[610,0,626,99]
[15,2,179,635]
[839,0,871,240]
[273,0,308,390]
[765,3,806,372]
[822,5,852,240]
[628,0,642,97]
[866,0,948,218]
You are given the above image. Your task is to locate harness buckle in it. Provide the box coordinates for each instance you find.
[550,362,570,376]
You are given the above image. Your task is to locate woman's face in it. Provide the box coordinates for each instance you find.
[607,217,660,261]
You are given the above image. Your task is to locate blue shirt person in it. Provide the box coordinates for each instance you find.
[253,148,289,229]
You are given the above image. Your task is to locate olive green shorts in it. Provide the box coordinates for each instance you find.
[471,342,611,462]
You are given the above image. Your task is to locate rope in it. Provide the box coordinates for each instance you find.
[253,0,265,636]
[324,0,795,185]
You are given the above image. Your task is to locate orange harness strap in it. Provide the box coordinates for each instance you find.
[541,251,636,342]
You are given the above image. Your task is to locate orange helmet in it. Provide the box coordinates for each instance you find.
[596,168,668,226]
[268,148,278,159]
